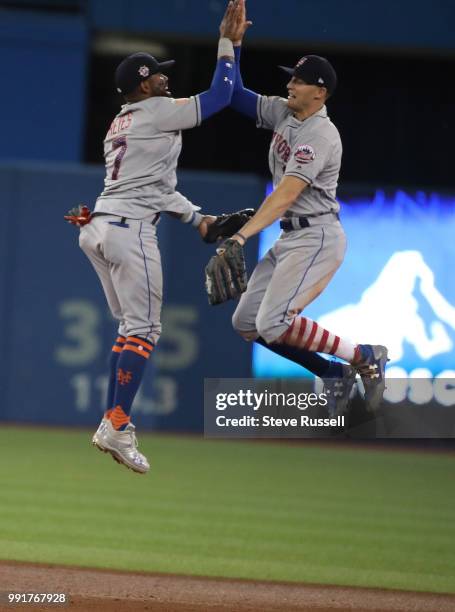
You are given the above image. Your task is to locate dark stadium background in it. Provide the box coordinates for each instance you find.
[85,42,454,189]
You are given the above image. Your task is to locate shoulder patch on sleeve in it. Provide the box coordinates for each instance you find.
[294,144,315,163]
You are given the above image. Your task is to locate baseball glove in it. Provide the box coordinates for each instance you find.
[64,204,92,227]
[203,208,255,243]
[205,239,248,305]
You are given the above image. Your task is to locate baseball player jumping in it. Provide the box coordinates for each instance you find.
[224,0,388,415]
[67,2,243,473]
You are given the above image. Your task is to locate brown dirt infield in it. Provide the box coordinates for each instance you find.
[1,562,454,612]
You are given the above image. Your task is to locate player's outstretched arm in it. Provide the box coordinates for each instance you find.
[197,1,241,121]
[229,0,258,120]
[197,40,235,121]
[166,208,255,243]
[229,1,289,129]
[230,176,309,244]
[153,2,239,131]
[230,45,258,120]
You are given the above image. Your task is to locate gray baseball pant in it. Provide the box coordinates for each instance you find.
[79,215,162,345]
[232,220,346,343]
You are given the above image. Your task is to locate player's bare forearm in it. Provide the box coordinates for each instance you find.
[219,1,244,53]
[165,211,217,240]
[234,192,292,240]
[231,0,252,46]
[234,176,308,243]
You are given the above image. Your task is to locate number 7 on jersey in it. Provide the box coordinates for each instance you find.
[111,136,127,180]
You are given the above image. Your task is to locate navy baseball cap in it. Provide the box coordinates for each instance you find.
[279,55,337,95]
[115,52,175,95]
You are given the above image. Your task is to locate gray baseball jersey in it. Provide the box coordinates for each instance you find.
[256,97,342,216]
[95,95,203,221]
[82,95,204,345]
[232,99,346,344]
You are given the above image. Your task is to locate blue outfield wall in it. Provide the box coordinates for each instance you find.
[89,0,455,52]
[4,1,455,52]
[0,163,264,430]
[0,10,88,162]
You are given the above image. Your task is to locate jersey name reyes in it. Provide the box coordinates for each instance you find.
[107,112,133,137]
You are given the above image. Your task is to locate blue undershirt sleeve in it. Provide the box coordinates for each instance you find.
[199,58,235,121]
[230,45,259,120]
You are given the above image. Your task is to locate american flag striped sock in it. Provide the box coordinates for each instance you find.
[280,316,358,363]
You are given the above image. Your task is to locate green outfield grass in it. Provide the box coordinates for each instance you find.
[0,426,454,593]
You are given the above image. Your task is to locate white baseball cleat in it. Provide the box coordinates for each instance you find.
[92,417,109,445]
[92,418,150,474]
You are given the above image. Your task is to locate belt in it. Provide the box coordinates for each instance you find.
[280,211,339,232]
[92,212,160,225]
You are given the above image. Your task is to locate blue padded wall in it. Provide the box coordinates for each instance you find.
[0,162,263,430]
[0,11,88,162]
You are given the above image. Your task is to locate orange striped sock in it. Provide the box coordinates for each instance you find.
[104,408,114,420]
[106,335,126,414]
[122,336,154,359]
[112,336,154,429]
[112,335,127,354]
[110,405,131,430]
